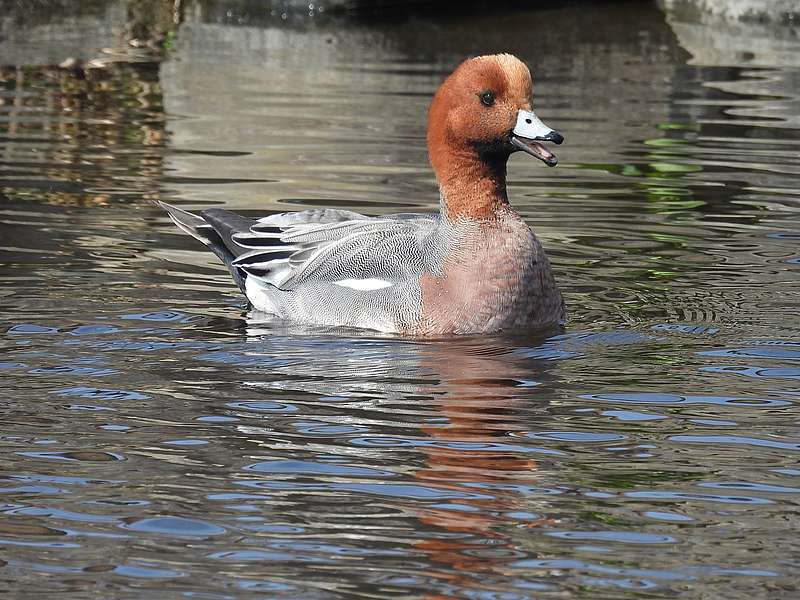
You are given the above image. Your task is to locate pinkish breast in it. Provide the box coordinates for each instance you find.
[411,212,564,336]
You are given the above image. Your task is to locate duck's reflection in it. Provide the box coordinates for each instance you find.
[405,334,560,591]
[236,317,563,593]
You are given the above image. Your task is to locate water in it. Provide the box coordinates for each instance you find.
[1,1,799,598]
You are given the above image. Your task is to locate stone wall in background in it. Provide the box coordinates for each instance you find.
[659,0,798,22]
[2,0,799,70]
[659,0,800,66]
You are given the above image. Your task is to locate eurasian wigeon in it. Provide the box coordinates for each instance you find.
[158,53,565,335]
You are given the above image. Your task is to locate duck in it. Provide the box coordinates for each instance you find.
[158,53,565,336]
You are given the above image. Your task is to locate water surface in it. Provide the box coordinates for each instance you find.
[1,2,799,598]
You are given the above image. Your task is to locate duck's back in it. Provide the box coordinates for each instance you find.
[238,209,446,333]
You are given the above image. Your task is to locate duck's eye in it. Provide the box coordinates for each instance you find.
[478,90,495,107]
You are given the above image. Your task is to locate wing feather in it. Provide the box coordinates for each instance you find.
[240,216,437,290]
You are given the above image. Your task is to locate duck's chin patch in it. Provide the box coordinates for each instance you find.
[471,137,514,173]
[511,135,558,167]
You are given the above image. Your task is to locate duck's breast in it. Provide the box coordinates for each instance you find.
[413,216,563,335]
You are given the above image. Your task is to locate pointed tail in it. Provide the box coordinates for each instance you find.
[155,200,249,294]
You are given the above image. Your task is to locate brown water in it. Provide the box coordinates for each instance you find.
[1,1,800,598]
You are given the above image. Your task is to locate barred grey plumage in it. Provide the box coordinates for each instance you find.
[157,201,564,335]
[159,202,433,331]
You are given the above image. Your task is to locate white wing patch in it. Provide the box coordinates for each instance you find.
[245,276,278,314]
[333,278,393,291]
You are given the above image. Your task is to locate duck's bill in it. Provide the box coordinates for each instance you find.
[511,136,558,167]
[511,109,563,167]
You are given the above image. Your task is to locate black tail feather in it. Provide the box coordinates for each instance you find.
[157,202,254,295]
[200,209,256,258]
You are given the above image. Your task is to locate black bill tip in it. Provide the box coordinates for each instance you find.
[544,130,564,145]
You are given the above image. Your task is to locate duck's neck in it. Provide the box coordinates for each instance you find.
[432,142,511,222]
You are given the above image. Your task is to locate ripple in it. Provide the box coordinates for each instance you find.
[292,421,370,436]
[524,431,628,443]
[268,540,405,557]
[545,531,676,544]
[120,311,190,322]
[7,324,59,335]
[625,491,773,505]
[0,362,27,370]
[243,460,396,477]
[0,538,80,548]
[702,366,800,380]
[651,323,719,335]
[226,401,298,413]
[698,347,800,360]
[121,517,226,537]
[200,352,294,367]
[0,486,62,495]
[0,522,66,536]
[113,564,185,578]
[697,481,800,493]
[581,392,789,407]
[510,557,688,581]
[602,410,668,421]
[670,435,800,452]
[239,480,494,501]
[27,365,118,377]
[16,451,125,462]
[349,436,568,456]
[239,523,305,534]
[773,468,800,476]
[234,580,298,592]
[579,577,660,590]
[63,339,194,352]
[0,474,119,486]
[643,511,694,522]
[67,325,120,336]
[215,550,329,564]
[3,505,119,523]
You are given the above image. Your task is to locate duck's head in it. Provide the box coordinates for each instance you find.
[427,54,562,214]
